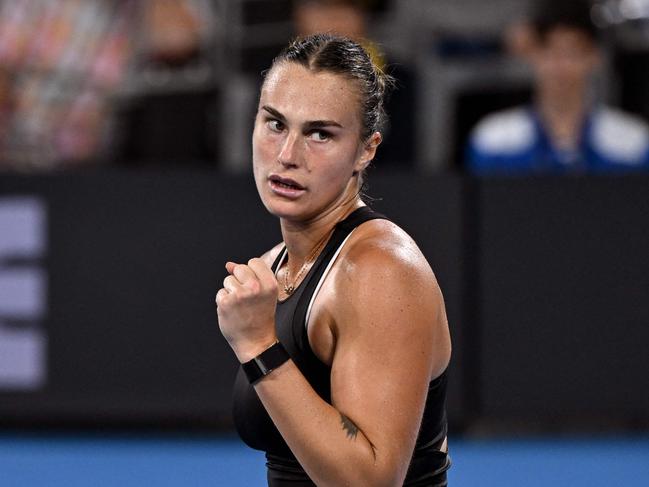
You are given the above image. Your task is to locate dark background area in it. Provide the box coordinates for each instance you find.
[1,1,649,449]
[1,170,648,434]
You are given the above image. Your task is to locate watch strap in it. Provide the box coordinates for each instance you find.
[242,341,290,384]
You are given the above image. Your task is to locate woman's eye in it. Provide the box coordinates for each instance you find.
[309,130,331,142]
[267,119,284,132]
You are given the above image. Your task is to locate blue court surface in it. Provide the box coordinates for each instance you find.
[1,433,648,486]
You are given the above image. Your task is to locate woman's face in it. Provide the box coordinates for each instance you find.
[252,62,379,223]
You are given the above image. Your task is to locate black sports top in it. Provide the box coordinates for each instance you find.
[232,206,451,486]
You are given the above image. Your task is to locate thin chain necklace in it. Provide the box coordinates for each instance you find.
[283,230,332,296]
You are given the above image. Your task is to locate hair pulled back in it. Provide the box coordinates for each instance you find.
[269,33,393,141]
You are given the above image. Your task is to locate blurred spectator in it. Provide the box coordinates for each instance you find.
[466,0,649,175]
[116,0,219,166]
[292,0,417,168]
[0,0,216,172]
[294,0,368,42]
[142,0,207,68]
[0,0,135,171]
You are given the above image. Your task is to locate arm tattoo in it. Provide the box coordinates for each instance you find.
[340,413,359,440]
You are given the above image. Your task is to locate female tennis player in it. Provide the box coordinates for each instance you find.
[216,34,452,486]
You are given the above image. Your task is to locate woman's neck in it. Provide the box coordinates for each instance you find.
[280,196,363,264]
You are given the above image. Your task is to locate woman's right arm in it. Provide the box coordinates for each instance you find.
[245,237,451,486]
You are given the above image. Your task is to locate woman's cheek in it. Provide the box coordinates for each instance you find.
[257,136,281,167]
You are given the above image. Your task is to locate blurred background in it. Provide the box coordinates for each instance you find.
[1,0,648,485]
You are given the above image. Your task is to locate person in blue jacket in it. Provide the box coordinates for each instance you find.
[467,0,649,175]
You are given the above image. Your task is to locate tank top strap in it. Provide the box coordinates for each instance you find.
[292,206,387,346]
[270,206,386,274]
[335,205,387,233]
[271,246,287,273]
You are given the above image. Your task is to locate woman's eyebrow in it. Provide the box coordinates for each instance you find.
[261,105,343,129]
[306,120,344,129]
[261,105,286,121]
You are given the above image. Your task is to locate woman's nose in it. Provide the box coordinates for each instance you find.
[277,132,301,167]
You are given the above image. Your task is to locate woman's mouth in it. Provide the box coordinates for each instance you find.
[269,175,306,198]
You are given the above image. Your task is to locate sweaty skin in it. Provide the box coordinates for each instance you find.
[216,62,451,487]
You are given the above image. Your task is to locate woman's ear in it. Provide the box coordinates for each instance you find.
[355,131,382,173]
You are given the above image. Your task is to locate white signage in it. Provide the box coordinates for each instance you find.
[0,197,47,390]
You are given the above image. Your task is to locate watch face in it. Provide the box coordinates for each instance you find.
[243,342,289,384]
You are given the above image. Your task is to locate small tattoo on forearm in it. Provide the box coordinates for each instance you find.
[340,413,358,440]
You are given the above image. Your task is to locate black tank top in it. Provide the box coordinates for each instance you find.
[232,206,451,486]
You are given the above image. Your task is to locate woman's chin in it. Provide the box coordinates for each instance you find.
[261,198,305,221]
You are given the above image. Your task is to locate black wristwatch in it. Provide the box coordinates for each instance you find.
[242,341,290,385]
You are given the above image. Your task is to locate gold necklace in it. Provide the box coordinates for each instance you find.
[283,231,331,296]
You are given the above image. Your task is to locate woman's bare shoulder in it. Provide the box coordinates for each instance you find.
[335,218,444,320]
[342,219,436,284]
[328,217,450,376]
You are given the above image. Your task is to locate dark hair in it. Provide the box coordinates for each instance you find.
[532,0,599,42]
[268,33,393,141]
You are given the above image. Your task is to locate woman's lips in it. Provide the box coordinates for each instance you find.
[268,175,306,198]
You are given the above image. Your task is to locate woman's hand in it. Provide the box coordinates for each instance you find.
[216,258,278,362]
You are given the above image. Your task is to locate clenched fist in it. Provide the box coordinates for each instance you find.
[216,258,279,363]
